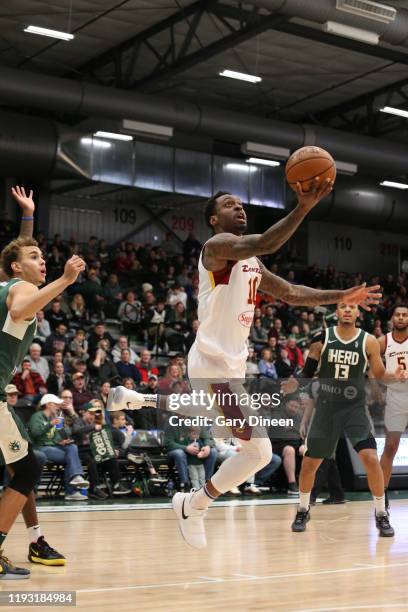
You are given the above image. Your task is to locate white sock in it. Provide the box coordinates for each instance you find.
[373,495,386,515]
[28,525,41,543]
[191,483,217,511]
[299,491,311,511]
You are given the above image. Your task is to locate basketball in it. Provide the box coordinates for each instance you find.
[285,146,336,192]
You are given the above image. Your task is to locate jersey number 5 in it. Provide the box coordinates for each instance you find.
[398,356,407,370]
[247,277,258,305]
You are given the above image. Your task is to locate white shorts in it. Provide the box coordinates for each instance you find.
[384,393,408,433]
[0,401,29,465]
[184,344,266,440]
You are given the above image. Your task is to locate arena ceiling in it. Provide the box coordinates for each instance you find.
[1,1,408,142]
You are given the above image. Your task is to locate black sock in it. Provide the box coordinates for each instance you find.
[0,532,7,548]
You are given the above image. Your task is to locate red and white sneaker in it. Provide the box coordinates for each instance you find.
[172,491,207,549]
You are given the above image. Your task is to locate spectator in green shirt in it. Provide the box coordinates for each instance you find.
[28,394,89,501]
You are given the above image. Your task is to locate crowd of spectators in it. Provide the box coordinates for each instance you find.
[2,229,405,500]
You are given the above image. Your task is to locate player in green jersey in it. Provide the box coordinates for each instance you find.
[284,303,405,537]
[0,190,85,578]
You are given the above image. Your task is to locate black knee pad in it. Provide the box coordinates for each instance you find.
[354,436,377,453]
[8,446,41,497]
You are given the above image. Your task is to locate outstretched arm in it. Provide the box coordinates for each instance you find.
[0,187,36,282]
[12,186,35,239]
[204,178,333,265]
[258,262,381,311]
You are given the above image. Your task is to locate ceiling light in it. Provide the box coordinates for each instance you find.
[81,137,111,149]
[335,161,358,175]
[336,0,396,24]
[241,142,290,159]
[219,70,262,84]
[121,119,173,140]
[94,131,133,141]
[380,180,408,190]
[226,163,256,173]
[380,106,408,119]
[24,25,74,41]
[246,157,280,167]
[322,21,379,45]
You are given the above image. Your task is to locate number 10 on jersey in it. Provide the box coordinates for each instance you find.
[247,277,258,305]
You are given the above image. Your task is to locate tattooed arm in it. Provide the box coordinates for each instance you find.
[257,261,381,311]
[204,178,333,268]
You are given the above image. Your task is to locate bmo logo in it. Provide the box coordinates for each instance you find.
[238,311,254,328]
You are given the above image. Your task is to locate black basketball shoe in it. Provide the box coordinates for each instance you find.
[28,537,66,566]
[291,509,310,532]
[375,512,394,538]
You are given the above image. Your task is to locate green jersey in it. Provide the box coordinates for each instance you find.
[0,278,36,400]
[317,326,368,405]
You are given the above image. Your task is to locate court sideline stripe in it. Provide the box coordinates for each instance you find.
[77,560,408,595]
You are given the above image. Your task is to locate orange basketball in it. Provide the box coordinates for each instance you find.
[285,146,336,192]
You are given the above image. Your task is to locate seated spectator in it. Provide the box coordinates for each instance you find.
[72,401,130,498]
[45,299,69,331]
[46,245,65,281]
[167,285,187,308]
[44,322,69,356]
[258,348,278,380]
[98,381,111,411]
[275,348,295,378]
[28,394,89,501]
[269,398,305,495]
[184,426,209,490]
[26,342,50,382]
[116,349,141,385]
[79,267,105,316]
[136,349,159,386]
[71,358,91,387]
[69,294,90,329]
[246,346,260,379]
[250,317,269,352]
[185,319,199,352]
[69,328,89,361]
[262,305,275,329]
[112,336,138,364]
[71,372,94,412]
[88,321,115,357]
[286,337,305,372]
[268,318,284,342]
[134,375,160,429]
[89,347,119,386]
[13,358,47,402]
[166,301,188,328]
[47,362,71,396]
[159,364,188,394]
[103,273,123,318]
[34,310,51,344]
[109,411,164,486]
[214,437,281,495]
[164,418,217,490]
[122,377,136,390]
[117,291,143,337]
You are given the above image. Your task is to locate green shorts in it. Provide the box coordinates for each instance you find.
[305,399,375,459]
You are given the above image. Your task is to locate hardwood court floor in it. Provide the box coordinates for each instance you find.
[2,499,408,612]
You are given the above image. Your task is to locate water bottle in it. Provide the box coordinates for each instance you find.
[166,479,175,498]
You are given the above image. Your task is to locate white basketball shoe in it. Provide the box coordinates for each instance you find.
[106,385,158,412]
[172,491,207,549]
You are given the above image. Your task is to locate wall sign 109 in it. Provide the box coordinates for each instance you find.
[113,208,136,224]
